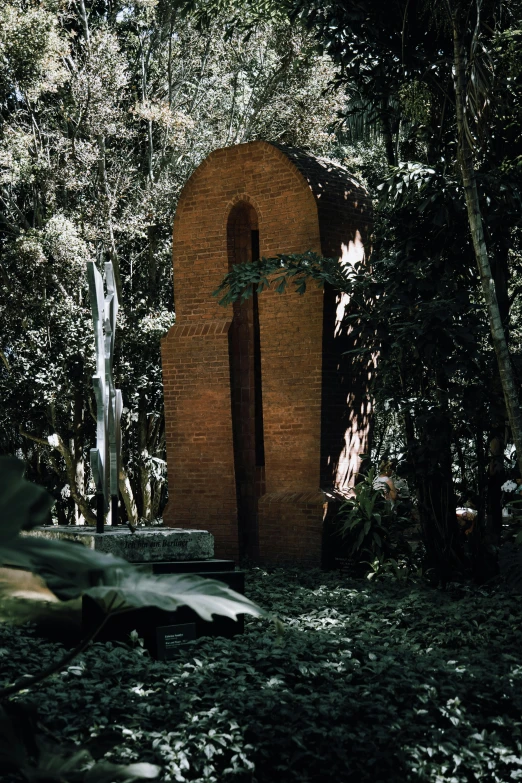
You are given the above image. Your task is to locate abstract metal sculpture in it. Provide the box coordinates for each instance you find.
[87,261,122,533]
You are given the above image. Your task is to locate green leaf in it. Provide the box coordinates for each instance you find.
[85,761,161,782]
[0,457,54,544]
[0,537,130,600]
[85,572,266,622]
[1,538,266,622]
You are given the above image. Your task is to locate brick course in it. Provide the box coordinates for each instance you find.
[161,141,372,565]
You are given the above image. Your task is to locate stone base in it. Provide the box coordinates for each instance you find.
[24,526,214,562]
[135,558,236,575]
[82,568,244,659]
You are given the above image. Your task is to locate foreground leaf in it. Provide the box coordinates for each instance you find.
[85,571,266,621]
[0,537,130,600]
[84,761,161,782]
[0,537,266,622]
[0,457,54,544]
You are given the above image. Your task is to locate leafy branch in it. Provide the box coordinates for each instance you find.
[213,250,354,305]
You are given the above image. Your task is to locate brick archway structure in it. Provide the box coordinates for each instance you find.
[161,141,372,565]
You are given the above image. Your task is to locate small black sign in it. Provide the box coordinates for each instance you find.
[156,623,197,659]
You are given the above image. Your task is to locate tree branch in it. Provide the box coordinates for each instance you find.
[20,428,96,525]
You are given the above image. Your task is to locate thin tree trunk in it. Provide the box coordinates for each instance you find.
[486,240,510,541]
[380,96,396,167]
[119,466,138,526]
[140,467,152,522]
[487,432,504,544]
[168,16,174,107]
[138,407,152,522]
[151,477,163,519]
[451,16,522,482]
[50,433,95,526]
[20,429,96,525]
[148,224,157,300]
[72,389,85,524]
[476,424,486,513]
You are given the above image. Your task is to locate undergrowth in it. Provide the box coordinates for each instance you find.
[2,568,522,782]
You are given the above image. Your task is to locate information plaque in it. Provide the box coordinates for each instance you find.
[156,623,197,659]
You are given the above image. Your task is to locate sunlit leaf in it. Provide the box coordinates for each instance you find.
[84,761,161,782]
[85,572,266,622]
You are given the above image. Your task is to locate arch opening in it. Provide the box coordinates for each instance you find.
[227,201,265,560]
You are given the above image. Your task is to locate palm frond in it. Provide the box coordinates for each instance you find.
[335,97,384,145]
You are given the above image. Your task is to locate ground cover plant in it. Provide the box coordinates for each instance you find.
[0,456,264,780]
[2,567,522,782]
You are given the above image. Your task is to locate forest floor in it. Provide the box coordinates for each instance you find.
[2,567,522,782]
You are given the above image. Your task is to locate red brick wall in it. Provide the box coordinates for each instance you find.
[161,141,372,565]
[161,319,239,558]
[258,490,327,566]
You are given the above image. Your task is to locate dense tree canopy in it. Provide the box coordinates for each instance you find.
[0,0,342,524]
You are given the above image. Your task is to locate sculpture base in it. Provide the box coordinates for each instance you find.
[82,564,245,659]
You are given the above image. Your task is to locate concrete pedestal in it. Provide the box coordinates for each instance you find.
[24,526,214,562]
[24,527,246,657]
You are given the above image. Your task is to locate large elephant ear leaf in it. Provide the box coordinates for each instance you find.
[0,538,266,621]
[0,537,131,601]
[0,457,266,621]
[0,456,54,544]
[85,572,267,622]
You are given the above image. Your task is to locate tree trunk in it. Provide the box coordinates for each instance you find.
[53,434,96,525]
[414,408,461,585]
[40,431,96,525]
[140,466,152,522]
[147,224,158,300]
[487,432,504,544]
[138,406,152,522]
[451,17,522,483]
[486,240,510,542]
[20,427,96,525]
[380,96,396,167]
[119,466,138,526]
[72,389,85,524]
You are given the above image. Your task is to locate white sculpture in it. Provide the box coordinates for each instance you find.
[87,261,122,531]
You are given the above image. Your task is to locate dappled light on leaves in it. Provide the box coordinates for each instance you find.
[3,569,522,781]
